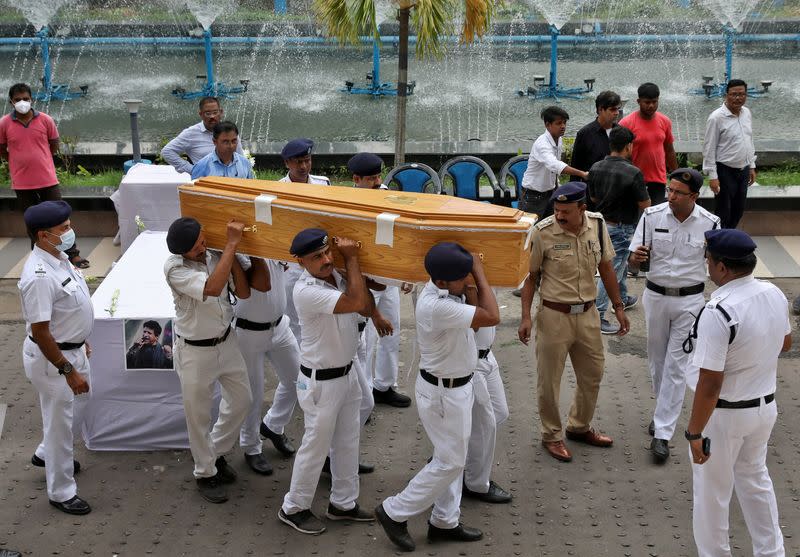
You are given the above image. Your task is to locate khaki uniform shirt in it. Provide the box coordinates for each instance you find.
[529,211,615,303]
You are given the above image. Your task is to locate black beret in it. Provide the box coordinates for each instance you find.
[347,152,383,176]
[290,228,329,257]
[24,200,71,231]
[166,217,201,255]
[424,242,473,282]
[281,138,314,160]
[669,168,704,192]
[704,229,756,259]
[550,182,587,203]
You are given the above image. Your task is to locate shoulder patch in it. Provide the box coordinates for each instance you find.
[34,262,48,278]
[586,210,604,220]
[706,290,732,309]
[534,215,555,230]
[644,204,668,215]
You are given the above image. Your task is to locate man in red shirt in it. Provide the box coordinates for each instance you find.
[618,83,678,205]
[0,83,88,268]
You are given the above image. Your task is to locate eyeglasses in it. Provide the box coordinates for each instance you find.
[666,186,694,197]
[202,110,221,117]
[727,92,747,98]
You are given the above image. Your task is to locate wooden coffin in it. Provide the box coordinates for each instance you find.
[178,177,536,287]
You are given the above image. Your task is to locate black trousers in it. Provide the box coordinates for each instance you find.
[714,162,750,229]
[518,188,554,220]
[646,182,665,205]
[15,185,81,258]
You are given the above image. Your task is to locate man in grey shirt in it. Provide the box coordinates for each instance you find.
[161,97,244,175]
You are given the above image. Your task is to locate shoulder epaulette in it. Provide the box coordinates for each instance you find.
[534,215,555,230]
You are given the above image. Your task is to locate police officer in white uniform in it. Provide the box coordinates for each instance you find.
[233,256,299,475]
[164,217,254,503]
[279,229,375,535]
[376,242,500,552]
[686,229,790,557]
[348,152,412,408]
[628,168,720,463]
[19,200,93,515]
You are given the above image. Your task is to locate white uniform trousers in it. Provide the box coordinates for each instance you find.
[23,338,90,503]
[692,401,784,557]
[282,368,362,513]
[354,331,374,426]
[365,287,401,392]
[643,289,704,440]
[465,352,509,493]
[174,335,252,478]
[383,375,473,529]
[234,318,300,455]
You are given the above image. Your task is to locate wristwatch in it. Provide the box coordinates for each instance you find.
[684,429,702,441]
[57,361,74,375]
[612,301,625,311]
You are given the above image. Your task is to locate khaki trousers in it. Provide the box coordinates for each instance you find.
[535,304,605,442]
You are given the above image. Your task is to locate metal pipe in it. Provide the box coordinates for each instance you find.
[130,112,141,162]
[204,28,215,93]
[549,25,558,89]
[37,27,52,93]
[372,37,380,91]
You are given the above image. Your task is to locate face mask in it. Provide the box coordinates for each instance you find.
[45,229,76,252]
[13,100,31,115]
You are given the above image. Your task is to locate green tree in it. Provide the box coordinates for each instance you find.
[315,0,495,165]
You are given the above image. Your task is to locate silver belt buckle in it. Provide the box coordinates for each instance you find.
[569,303,584,314]
[664,287,680,296]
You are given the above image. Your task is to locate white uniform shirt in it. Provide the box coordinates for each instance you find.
[164,250,234,340]
[294,269,359,370]
[475,326,495,351]
[629,202,720,288]
[280,173,331,185]
[160,121,244,175]
[233,257,287,323]
[18,246,93,342]
[702,104,756,180]
[521,131,568,192]
[691,275,790,401]
[416,281,477,378]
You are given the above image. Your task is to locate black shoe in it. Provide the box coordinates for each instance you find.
[278,508,326,535]
[196,476,228,503]
[427,522,483,543]
[462,480,512,504]
[375,503,415,552]
[244,453,273,475]
[648,420,655,436]
[32,454,81,474]
[322,457,374,475]
[651,438,670,464]
[372,387,412,408]
[326,502,375,522]
[214,456,237,484]
[49,495,91,515]
[260,422,296,456]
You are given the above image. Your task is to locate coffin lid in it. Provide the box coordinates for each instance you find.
[188,177,524,225]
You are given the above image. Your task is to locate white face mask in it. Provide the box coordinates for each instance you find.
[13,100,32,115]
[45,228,76,252]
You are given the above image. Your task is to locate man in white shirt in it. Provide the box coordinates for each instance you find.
[519,106,588,218]
[160,97,244,175]
[685,228,790,557]
[628,169,720,464]
[702,79,757,229]
[376,243,499,552]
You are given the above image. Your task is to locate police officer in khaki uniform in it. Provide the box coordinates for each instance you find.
[518,182,630,462]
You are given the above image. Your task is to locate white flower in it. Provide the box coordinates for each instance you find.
[243,149,256,168]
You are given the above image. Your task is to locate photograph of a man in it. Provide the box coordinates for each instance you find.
[125,319,173,370]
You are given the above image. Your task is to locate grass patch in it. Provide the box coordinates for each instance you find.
[754,164,800,187]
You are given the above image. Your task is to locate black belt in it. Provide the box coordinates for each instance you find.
[522,189,551,198]
[235,315,283,331]
[28,336,85,351]
[300,361,353,381]
[358,321,367,333]
[478,348,491,360]
[716,393,774,409]
[646,280,704,297]
[419,369,473,388]
[178,326,231,347]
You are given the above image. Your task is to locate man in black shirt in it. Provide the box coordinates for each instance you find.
[126,320,172,369]
[571,90,622,181]
[588,126,651,334]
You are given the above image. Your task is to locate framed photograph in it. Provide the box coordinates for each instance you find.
[123,318,174,371]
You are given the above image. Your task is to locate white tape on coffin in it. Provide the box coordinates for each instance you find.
[254,194,278,225]
[375,212,401,247]
[519,216,537,250]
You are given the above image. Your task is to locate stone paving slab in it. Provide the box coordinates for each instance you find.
[0,279,798,556]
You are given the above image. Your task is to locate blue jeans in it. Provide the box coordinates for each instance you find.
[596,223,634,318]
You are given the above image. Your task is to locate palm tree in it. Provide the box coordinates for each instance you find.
[315,0,495,165]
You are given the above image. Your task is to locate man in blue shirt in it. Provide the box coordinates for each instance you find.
[191,121,254,180]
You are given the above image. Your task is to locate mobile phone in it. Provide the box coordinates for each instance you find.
[702,437,711,457]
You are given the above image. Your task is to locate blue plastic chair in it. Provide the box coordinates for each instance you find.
[438,156,502,203]
[384,163,442,194]
[498,155,529,208]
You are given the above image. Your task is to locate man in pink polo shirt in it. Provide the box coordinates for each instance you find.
[0,83,88,268]
[619,82,678,205]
